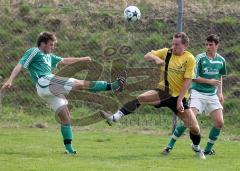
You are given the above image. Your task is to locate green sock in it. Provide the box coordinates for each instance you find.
[61,124,75,153]
[88,81,108,92]
[167,123,187,149]
[204,127,221,152]
[88,81,120,92]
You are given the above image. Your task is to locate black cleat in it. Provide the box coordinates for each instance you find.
[204,149,215,155]
[65,150,77,155]
[115,70,127,92]
[162,147,172,155]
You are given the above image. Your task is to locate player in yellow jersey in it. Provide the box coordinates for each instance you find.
[101,32,205,159]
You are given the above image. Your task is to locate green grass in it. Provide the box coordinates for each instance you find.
[0,127,239,171]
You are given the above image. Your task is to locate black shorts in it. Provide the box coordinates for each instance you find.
[154,88,189,115]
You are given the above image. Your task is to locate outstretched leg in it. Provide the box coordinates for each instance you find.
[101,90,162,125]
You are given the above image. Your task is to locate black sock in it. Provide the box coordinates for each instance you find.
[106,83,111,90]
[64,139,72,145]
[120,99,141,115]
[190,132,201,146]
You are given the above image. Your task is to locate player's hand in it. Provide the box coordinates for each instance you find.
[1,79,12,90]
[217,93,224,104]
[82,56,92,62]
[177,98,184,113]
[208,79,221,86]
[155,58,165,65]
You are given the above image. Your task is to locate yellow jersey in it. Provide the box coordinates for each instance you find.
[151,48,195,98]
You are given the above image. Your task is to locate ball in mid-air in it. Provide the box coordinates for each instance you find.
[124,6,141,22]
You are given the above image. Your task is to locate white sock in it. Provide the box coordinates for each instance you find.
[109,110,124,122]
[192,144,200,151]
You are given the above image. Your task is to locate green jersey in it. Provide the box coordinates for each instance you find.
[18,47,63,84]
[192,52,227,95]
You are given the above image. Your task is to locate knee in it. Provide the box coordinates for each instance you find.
[189,125,200,135]
[73,80,88,90]
[215,120,224,129]
[137,94,146,103]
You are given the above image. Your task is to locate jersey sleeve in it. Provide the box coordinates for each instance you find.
[150,48,168,60]
[184,55,196,79]
[219,59,227,76]
[193,54,202,79]
[18,48,39,69]
[51,54,63,69]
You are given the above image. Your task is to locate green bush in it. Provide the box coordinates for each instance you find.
[19,4,31,16]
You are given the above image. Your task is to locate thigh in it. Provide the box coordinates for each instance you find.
[178,109,199,128]
[206,98,223,115]
[137,90,161,105]
[49,76,76,96]
[189,98,205,114]
[37,85,68,112]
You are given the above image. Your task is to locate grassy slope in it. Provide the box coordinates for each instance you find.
[0,0,240,128]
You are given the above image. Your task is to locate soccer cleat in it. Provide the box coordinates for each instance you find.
[115,70,127,92]
[100,110,115,126]
[204,149,215,155]
[65,150,77,155]
[191,144,206,160]
[162,147,172,155]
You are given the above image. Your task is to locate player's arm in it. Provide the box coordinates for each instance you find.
[177,55,195,112]
[217,76,224,103]
[193,77,221,87]
[59,56,92,65]
[177,78,192,112]
[1,64,22,90]
[193,55,220,86]
[144,52,164,65]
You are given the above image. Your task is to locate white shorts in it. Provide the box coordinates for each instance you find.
[189,89,223,115]
[36,74,77,112]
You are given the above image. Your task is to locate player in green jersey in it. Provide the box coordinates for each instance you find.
[163,34,227,156]
[1,31,126,154]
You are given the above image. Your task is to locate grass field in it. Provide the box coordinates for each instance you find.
[0,127,239,171]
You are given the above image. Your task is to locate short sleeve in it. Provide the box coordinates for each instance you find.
[184,55,196,79]
[51,54,63,69]
[18,48,39,69]
[194,55,202,79]
[219,59,227,76]
[150,48,168,60]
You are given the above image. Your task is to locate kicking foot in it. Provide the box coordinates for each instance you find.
[114,70,127,92]
[100,110,115,126]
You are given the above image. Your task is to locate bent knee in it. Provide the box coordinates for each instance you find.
[189,125,200,135]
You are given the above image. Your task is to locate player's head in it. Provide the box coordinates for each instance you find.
[37,32,57,54]
[205,34,219,54]
[172,32,189,56]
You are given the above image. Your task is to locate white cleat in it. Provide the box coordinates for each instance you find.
[100,110,115,126]
[191,144,206,160]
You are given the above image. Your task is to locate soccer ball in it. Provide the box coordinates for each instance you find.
[124,6,141,22]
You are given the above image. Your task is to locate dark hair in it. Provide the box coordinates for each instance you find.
[37,32,57,47]
[173,32,189,45]
[206,34,219,44]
